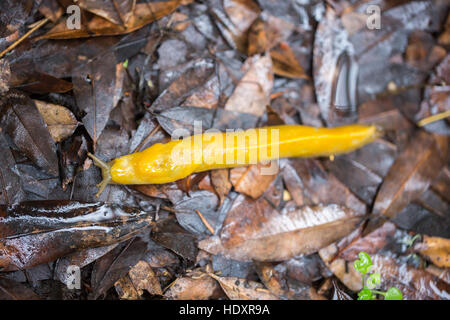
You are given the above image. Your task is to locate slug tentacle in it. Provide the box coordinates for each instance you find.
[88,152,112,198]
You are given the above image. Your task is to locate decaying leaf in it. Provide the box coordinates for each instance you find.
[33,100,78,143]
[128,260,163,296]
[366,131,448,233]
[414,235,450,268]
[36,1,182,40]
[224,54,273,117]
[165,270,223,300]
[208,273,279,300]
[199,200,365,261]
[0,91,59,176]
[0,201,153,271]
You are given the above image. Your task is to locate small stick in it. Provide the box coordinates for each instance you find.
[0,18,49,59]
[195,210,215,235]
[417,110,450,127]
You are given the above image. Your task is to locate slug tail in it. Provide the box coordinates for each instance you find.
[88,152,112,197]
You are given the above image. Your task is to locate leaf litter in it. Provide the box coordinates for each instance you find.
[0,0,449,300]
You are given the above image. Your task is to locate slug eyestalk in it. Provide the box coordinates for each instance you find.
[87,152,112,198]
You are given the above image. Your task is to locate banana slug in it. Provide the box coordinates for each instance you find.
[88,124,380,197]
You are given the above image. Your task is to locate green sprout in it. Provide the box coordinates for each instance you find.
[354,252,403,300]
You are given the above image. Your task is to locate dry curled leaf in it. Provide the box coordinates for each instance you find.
[33,100,78,143]
[414,235,450,268]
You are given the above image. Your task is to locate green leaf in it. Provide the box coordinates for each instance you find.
[357,288,376,300]
[123,59,129,68]
[354,252,373,274]
[385,287,403,300]
[366,272,381,289]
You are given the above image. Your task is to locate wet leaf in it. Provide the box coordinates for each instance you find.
[199,200,365,261]
[282,159,367,213]
[366,131,448,233]
[0,201,153,271]
[90,236,148,299]
[0,277,41,300]
[72,53,125,147]
[0,131,25,205]
[150,217,198,262]
[37,1,182,40]
[255,260,327,300]
[0,91,58,176]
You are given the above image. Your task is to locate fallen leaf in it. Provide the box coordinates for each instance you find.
[224,54,273,117]
[199,200,365,261]
[128,260,163,296]
[165,271,223,300]
[90,236,148,299]
[72,55,125,147]
[366,131,448,233]
[0,91,58,176]
[414,235,450,268]
[33,100,78,143]
[208,273,278,300]
[36,1,181,40]
[229,162,279,199]
[0,131,25,205]
[270,42,308,79]
[0,277,41,300]
[0,201,153,271]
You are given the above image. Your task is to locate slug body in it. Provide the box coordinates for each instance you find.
[89,124,379,196]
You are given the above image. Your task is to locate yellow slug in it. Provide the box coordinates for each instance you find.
[89,124,380,197]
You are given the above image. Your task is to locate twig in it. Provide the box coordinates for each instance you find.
[417,110,450,127]
[195,210,215,235]
[0,18,49,59]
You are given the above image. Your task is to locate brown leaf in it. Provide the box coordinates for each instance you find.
[78,0,136,26]
[72,54,125,147]
[115,275,141,300]
[414,235,450,268]
[270,42,308,79]
[33,100,78,143]
[90,236,148,299]
[0,131,25,205]
[199,199,365,261]
[0,201,153,271]
[255,261,326,300]
[0,91,58,176]
[210,169,232,206]
[282,159,367,213]
[224,54,273,117]
[36,1,181,40]
[208,273,279,300]
[366,131,448,233]
[247,17,268,55]
[128,260,163,296]
[150,217,198,262]
[229,162,278,199]
[165,271,223,300]
[0,277,41,300]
